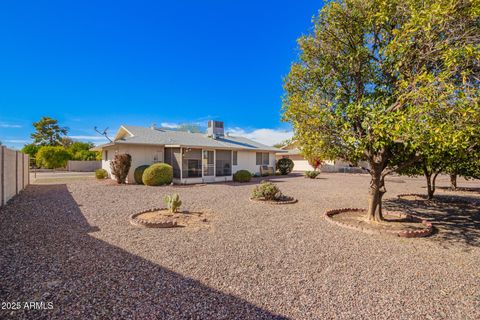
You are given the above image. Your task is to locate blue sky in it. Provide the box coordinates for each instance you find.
[0,0,322,149]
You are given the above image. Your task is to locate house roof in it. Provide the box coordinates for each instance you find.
[278,148,301,155]
[93,125,285,152]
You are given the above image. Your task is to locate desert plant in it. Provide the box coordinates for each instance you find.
[251,181,281,201]
[164,193,182,213]
[308,158,322,171]
[233,170,252,182]
[142,163,173,186]
[134,165,150,184]
[95,168,108,179]
[110,153,132,184]
[276,158,294,175]
[305,171,320,179]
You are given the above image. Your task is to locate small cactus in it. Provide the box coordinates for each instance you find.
[164,193,182,213]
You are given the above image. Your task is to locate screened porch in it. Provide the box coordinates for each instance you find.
[164,147,233,183]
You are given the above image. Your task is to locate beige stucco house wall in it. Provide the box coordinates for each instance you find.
[102,144,165,183]
[96,123,282,184]
[102,146,277,184]
[276,148,369,173]
[234,150,276,174]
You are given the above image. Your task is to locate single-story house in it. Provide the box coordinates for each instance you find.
[275,146,369,173]
[93,121,283,184]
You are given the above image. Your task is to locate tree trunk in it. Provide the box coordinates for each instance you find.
[366,169,386,222]
[425,174,434,199]
[450,174,457,190]
[423,165,436,200]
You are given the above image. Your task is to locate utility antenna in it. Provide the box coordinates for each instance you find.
[94,126,112,142]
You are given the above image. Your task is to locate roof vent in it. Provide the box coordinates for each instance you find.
[150,123,157,130]
[207,120,224,139]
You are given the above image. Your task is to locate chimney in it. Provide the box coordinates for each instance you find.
[207,120,224,139]
[150,123,157,130]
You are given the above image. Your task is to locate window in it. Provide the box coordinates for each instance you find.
[104,150,108,160]
[256,152,269,165]
[233,151,238,165]
[153,150,163,163]
[263,153,269,165]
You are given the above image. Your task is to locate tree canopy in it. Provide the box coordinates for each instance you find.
[31,116,69,146]
[35,146,72,169]
[25,117,101,166]
[283,0,479,221]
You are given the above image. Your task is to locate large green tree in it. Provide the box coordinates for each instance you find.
[397,141,480,199]
[31,116,68,146]
[68,141,100,160]
[283,0,479,221]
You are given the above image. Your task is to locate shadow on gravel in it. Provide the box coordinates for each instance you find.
[222,173,309,187]
[436,186,480,194]
[385,195,480,249]
[0,184,288,319]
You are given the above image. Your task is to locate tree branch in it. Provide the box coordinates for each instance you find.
[381,154,421,178]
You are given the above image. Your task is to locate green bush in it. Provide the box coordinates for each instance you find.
[73,149,99,161]
[276,158,294,175]
[142,163,173,186]
[305,170,320,179]
[67,141,100,160]
[251,181,281,200]
[233,170,252,182]
[134,165,150,184]
[110,154,132,184]
[35,146,72,169]
[95,168,108,179]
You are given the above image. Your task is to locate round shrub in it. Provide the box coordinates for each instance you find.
[95,168,108,179]
[276,158,294,175]
[251,181,281,200]
[142,163,173,186]
[233,170,252,182]
[305,170,320,179]
[134,165,150,184]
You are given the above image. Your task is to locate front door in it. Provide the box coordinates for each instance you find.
[203,150,214,178]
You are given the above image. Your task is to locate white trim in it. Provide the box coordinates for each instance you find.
[179,147,183,181]
[113,125,135,141]
[98,141,280,153]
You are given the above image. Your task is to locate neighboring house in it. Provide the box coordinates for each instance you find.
[275,145,368,173]
[93,121,283,184]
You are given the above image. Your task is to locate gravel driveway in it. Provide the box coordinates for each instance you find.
[1,173,479,319]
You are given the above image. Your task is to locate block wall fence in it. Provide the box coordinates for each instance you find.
[0,146,29,207]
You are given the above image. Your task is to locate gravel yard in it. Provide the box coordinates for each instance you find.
[1,173,479,319]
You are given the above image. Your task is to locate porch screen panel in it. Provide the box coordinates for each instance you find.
[203,150,214,176]
[165,147,181,178]
[182,148,202,178]
[216,150,232,176]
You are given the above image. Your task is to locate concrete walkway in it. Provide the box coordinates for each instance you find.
[30,171,94,184]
